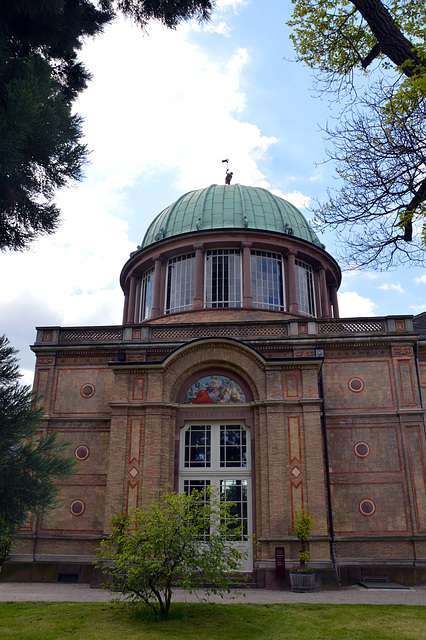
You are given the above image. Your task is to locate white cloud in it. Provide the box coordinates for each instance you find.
[0,15,279,377]
[309,171,323,182]
[0,183,133,328]
[277,190,311,210]
[378,283,404,294]
[205,21,231,36]
[414,274,426,284]
[216,0,248,10]
[338,291,377,318]
[75,20,276,191]
[20,368,37,387]
[339,269,380,287]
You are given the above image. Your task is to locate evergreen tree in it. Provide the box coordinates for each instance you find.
[0,0,213,251]
[0,335,75,565]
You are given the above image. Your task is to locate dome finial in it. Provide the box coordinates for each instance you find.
[222,158,233,185]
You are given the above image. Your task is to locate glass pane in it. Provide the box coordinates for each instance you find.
[220,479,248,539]
[205,249,241,308]
[140,268,154,320]
[183,479,210,494]
[295,260,316,317]
[183,480,210,539]
[220,425,247,467]
[251,250,284,311]
[184,425,211,467]
[166,253,195,314]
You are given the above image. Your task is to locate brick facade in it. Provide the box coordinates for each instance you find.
[4,185,426,587]
[3,315,426,588]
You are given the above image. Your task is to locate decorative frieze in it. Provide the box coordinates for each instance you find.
[152,324,288,340]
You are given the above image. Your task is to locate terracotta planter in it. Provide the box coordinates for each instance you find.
[290,571,315,592]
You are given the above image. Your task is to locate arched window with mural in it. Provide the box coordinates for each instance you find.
[176,371,254,570]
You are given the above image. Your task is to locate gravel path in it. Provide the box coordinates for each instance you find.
[0,582,425,606]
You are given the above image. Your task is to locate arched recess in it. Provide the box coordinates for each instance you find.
[162,339,262,573]
[162,338,267,405]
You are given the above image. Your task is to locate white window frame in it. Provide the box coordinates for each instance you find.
[179,421,252,569]
[250,250,285,311]
[204,249,242,308]
[295,259,316,317]
[165,252,196,314]
[139,267,154,321]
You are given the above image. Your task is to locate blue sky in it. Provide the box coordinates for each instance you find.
[1,0,426,382]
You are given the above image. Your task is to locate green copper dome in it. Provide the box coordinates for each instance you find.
[141,184,324,249]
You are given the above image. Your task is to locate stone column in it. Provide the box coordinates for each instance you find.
[127,276,137,324]
[314,269,322,318]
[242,242,253,308]
[330,285,339,319]
[193,243,205,309]
[122,290,129,324]
[151,257,164,318]
[134,279,141,323]
[319,268,330,318]
[287,250,299,314]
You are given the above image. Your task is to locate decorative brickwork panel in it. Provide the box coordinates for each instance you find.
[35,369,49,411]
[291,481,303,522]
[327,427,401,474]
[392,347,412,356]
[331,483,408,533]
[61,329,122,342]
[129,419,142,465]
[323,361,394,410]
[126,419,143,513]
[398,360,416,405]
[132,378,144,400]
[407,427,426,531]
[289,416,303,522]
[41,485,106,533]
[42,330,53,342]
[56,355,113,365]
[288,417,301,463]
[127,354,146,362]
[395,319,406,332]
[420,363,426,392]
[37,357,54,365]
[127,481,139,513]
[57,429,109,475]
[285,374,299,398]
[151,324,288,340]
[53,368,113,414]
[19,513,33,532]
[294,349,315,358]
[319,321,384,334]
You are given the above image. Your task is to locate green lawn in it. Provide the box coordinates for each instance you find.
[0,602,425,640]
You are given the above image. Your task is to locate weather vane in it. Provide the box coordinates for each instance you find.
[222,158,233,185]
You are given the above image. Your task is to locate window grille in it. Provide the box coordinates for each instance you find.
[140,267,154,321]
[165,253,195,314]
[205,249,242,308]
[295,259,316,317]
[251,250,285,311]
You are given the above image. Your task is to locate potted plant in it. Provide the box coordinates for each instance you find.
[290,510,316,592]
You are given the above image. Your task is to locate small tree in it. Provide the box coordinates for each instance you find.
[292,510,316,572]
[96,486,249,618]
[0,335,75,566]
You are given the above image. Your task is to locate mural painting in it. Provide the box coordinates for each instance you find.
[185,375,246,404]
